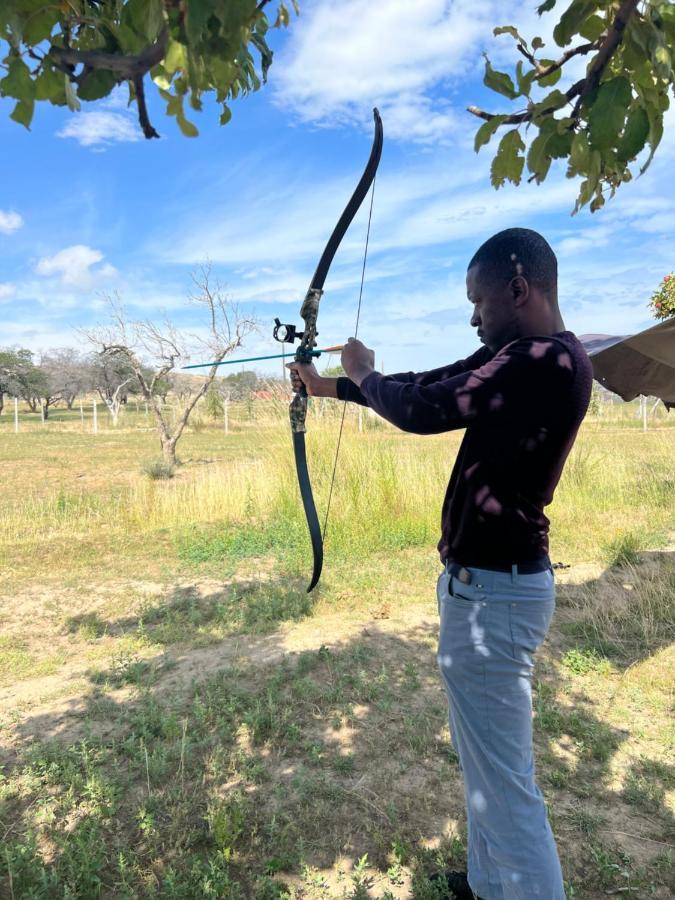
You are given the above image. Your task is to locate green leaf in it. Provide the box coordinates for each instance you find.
[160,89,182,117]
[553,1,598,47]
[493,25,525,43]
[537,0,557,14]
[587,76,632,150]
[78,69,117,102]
[617,104,650,161]
[220,104,232,125]
[569,131,590,174]
[660,4,675,39]
[164,40,187,75]
[184,0,213,40]
[653,44,672,79]
[10,97,34,129]
[250,32,273,82]
[640,105,664,175]
[527,129,553,183]
[579,14,606,42]
[34,64,65,103]
[515,61,535,96]
[537,60,562,87]
[483,55,518,99]
[588,149,602,185]
[532,89,569,116]
[532,36,545,50]
[547,127,573,159]
[64,76,80,112]
[490,129,526,188]
[0,57,35,101]
[590,192,605,213]
[176,111,198,137]
[22,8,59,44]
[125,0,164,42]
[474,115,507,152]
[151,65,172,91]
[275,3,290,27]
[574,178,593,214]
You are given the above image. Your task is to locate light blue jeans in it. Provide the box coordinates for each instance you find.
[437,564,565,899]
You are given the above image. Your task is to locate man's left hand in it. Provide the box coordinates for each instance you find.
[341,338,375,386]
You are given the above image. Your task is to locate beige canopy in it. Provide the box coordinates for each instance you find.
[579,318,675,409]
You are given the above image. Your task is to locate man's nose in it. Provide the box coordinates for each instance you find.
[470,310,481,328]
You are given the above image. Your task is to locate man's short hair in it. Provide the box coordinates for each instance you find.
[468,228,557,295]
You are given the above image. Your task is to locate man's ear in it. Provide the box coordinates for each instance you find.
[509,275,530,307]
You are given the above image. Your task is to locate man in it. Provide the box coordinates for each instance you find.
[289,228,592,899]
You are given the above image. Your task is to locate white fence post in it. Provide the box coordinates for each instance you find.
[14,397,18,433]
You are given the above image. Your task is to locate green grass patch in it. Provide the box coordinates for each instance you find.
[601,530,643,567]
[561,646,614,675]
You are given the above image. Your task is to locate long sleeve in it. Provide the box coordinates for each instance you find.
[358,337,576,435]
[336,345,491,408]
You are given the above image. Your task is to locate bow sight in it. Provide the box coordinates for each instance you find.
[273,318,304,344]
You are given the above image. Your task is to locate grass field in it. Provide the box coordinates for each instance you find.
[0,399,673,899]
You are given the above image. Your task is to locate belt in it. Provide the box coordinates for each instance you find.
[444,557,551,585]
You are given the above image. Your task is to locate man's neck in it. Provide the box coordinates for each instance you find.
[522,307,565,337]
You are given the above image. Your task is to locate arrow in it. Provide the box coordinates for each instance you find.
[181,345,345,370]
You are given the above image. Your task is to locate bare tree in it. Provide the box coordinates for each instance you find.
[83,266,257,464]
[87,351,136,426]
[40,349,91,410]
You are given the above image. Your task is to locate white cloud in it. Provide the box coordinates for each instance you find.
[0,210,23,234]
[273,0,503,142]
[0,283,17,301]
[56,111,140,148]
[35,245,118,289]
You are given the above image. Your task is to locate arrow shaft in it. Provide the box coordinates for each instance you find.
[182,345,344,370]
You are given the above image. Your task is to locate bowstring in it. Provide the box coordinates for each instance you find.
[321,173,377,544]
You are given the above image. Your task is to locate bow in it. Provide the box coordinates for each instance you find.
[274,108,383,592]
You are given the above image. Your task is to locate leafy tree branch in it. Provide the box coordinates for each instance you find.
[1,0,298,138]
[469,0,674,213]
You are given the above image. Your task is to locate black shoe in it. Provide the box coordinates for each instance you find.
[428,870,484,900]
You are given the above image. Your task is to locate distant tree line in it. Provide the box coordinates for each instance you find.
[0,346,172,419]
[0,346,279,420]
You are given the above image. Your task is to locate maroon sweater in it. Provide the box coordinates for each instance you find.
[337,332,593,567]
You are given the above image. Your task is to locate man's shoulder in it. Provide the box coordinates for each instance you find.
[495,331,590,378]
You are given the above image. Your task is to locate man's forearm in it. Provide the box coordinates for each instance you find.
[308,375,339,399]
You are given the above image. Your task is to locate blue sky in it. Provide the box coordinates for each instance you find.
[1,0,673,375]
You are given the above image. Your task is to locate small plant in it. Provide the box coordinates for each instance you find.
[562,646,612,676]
[648,273,675,320]
[204,387,225,420]
[602,531,641,567]
[141,459,175,480]
[208,793,248,860]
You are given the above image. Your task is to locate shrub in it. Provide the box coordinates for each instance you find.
[142,460,175,480]
[648,272,675,320]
